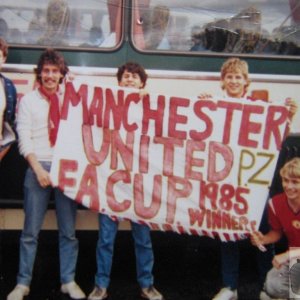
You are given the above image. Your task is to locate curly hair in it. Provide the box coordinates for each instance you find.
[116,62,148,88]
[34,48,69,84]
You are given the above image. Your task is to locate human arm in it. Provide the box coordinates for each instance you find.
[250,229,282,247]
[26,153,52,187]
[272,251,289,269]
[64,71,75,83]
[139,88,148,98]
[17,92,51,188]
[0,78,17,159]
[0,95,6,140]
[285,97,298,122]
[272,248,300,269]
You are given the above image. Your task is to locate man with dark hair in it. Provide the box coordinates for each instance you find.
[88,62,164,300]
[7,48,85,300]
[116,61,148,87]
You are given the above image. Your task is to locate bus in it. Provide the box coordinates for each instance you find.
[0,0,300,230]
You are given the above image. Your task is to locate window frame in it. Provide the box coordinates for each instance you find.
[130,0,300,60]
[0,0,125,51]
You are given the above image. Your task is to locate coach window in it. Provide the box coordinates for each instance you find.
[0,0,123,49]
[132,0,300,57]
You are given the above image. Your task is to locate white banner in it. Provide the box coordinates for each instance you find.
[50,81,289,241]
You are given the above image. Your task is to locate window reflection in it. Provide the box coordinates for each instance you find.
[0,0,122,48]
[133,0,300,56]
[37,0,70,47]
[142,5,171,50]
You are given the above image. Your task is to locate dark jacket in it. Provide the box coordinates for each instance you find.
[0,73,17,128]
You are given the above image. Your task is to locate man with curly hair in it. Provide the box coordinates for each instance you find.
[7,48,85,300]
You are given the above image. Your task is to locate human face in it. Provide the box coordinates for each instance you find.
[40,64,63,94]
[222,71,247,98]
[282,175,300,207]
[0,50,6,69]
[119,70,143,89]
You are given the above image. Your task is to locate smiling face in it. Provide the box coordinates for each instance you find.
[220,58,250,99]
[221,71,248,98]
[118,70,144,89]
[282,175,300,207]
[280,158,300,210]
[40,64,63,94]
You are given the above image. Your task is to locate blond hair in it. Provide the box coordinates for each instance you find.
[220,58,250,94]
[280,157,300,179]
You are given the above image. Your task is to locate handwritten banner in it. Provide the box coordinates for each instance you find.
[50,81,289,241]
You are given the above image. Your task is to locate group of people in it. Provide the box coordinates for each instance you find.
[2,41,163,300]
[0,35,299,300]
[204,58,298,300]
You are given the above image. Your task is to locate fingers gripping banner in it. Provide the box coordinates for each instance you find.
[50,81,289,241]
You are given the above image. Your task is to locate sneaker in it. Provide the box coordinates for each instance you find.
[61,281,86,299]
[87,286,108,300]
[7,284,30,300]
[212,287,238,300]
[141,286,164,300]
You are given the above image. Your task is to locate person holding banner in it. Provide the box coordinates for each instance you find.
[0,38,17,161]
[201,57,297,300]
[88,62,164,300]
[251,157,300,300]
[7,49,85,300]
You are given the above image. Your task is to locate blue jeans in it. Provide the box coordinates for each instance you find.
[17,162,78,286]
[95,214,154,288]
[221,206,274,290]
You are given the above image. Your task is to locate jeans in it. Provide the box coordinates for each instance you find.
[95,214,154,288]
[264,263,290,298]
[17,162,78,286]
[221,204,274,290]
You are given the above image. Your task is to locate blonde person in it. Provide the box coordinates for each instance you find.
[251,158,300,300]
[199,58,297,300]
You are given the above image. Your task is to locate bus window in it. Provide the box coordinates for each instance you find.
[132,0,300,57]
[0,0,123,49]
